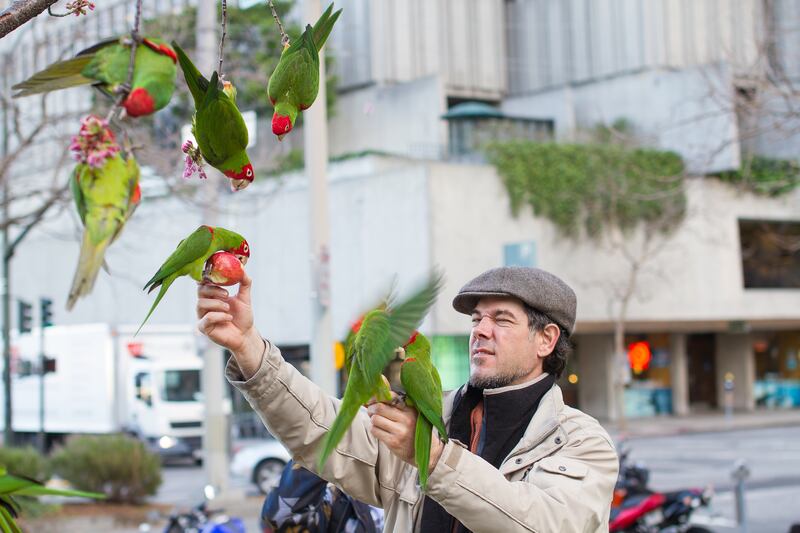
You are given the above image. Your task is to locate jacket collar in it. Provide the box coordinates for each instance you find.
[443,382,568,474]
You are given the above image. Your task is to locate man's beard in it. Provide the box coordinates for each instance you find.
[469,366,530,389]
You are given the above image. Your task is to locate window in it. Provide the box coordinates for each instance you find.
[135,372,152,406]
[504,241,537,268]
[739,219,800,288]
[161,370,201,402]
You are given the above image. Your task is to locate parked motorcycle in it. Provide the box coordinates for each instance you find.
[611,445,713,533]
[162,486,247,533]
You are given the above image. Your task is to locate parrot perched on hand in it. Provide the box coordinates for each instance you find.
[267,3,342,140]
[400,331,448,490]
[317,272,443,471]
[66,153,141,310]
[12,36,177,117]
[138,225,250,334]
[0,466,105,533]
[173,42,254,191]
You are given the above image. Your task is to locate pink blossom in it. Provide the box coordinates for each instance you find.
[180,140,207,180]
[70,114,120,168]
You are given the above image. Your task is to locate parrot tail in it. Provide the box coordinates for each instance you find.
[136,277,174,336]
[12,56,95,97]
[317,387,364,471]
[414,414,433,491]
[66,231,111,311]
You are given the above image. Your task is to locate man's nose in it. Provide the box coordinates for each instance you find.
[473,317,492,338]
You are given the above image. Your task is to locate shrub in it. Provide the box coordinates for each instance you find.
[0,446,51,481]
[50,434,162,504]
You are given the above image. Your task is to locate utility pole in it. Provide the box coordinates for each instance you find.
[196,0,229,497]
[305,0,336,396]
[1,58,13,447]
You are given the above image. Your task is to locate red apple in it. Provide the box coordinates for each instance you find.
[203,251,245,286]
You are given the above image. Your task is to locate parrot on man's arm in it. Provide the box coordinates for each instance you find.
[137,225,250,334]
[400,331,448,490]
[172,42,254,191]
[12,36,177,117]
[317,271,443,471]
[0,466,105,533]
[66,153,141,310]
[267,3,342,140]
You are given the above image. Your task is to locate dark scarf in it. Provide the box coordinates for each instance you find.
[419,373,556,533]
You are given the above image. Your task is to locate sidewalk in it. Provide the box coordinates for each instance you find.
[605,407,800,439]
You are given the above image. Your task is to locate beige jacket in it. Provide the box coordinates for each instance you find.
[226,341,619,533]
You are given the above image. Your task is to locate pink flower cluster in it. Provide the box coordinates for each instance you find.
[182,140,208,180]
[69,115,120,168]
[66,0,95,16]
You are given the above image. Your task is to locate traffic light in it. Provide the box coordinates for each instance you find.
[40,297,53,328]
[43,357,56,374]
[18,300,32,333]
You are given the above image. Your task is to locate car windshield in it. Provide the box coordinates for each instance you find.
[161,369,201,402]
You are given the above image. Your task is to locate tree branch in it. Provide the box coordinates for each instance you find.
[268,0,289,47]
[218,0,227,78]
[0,0,61,39]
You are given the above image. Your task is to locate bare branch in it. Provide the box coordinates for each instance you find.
[218,0,227,78]
[0,0,61,39]
[268,0,289,47]
[106,0,143,122]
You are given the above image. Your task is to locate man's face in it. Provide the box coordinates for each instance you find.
[469,296,544,388]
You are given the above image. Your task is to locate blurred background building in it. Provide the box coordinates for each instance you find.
[1,0,798,425]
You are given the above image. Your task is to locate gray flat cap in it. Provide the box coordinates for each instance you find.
[452,267,577,335]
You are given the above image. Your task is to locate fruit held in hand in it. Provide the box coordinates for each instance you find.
[203,251,245,286]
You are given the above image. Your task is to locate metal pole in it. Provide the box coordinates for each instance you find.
[1,63,13,447]
[196,0,229,497]
[37,323,44,453]
[304,0,336,396]
[732,459,750,533]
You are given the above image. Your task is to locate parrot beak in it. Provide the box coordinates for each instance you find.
[395,347,406,360]
[230,179,250,191]
[236,255,248,266]
[276,133,286,142]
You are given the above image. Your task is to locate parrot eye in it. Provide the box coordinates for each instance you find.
[284,124,290,132]
[246,168,253,177]
[243,244,249,253]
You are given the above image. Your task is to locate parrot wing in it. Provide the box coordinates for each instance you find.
[401,359,447,442]
[385,271,443,357]
[195,72,248,165]
[143,226,213,292]
[267,29,319,107]
[70,166,87,226]
[12,38,120,97]
[311,3,343,51]
[172,41,209,106]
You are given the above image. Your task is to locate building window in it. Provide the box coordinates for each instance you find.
[624,333,673,417]
[754,332,800,409]
[739,219,800,288]
[504,241,537,268]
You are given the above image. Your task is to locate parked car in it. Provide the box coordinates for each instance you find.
[230,438,292,494]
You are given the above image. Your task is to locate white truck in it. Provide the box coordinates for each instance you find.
[0,323,205,461]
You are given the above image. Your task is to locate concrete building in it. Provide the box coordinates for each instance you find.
[1,0,799,421]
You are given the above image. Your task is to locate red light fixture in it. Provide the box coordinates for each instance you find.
[627,341,652,374]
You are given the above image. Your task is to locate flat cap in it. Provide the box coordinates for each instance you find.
[452,267,577,335]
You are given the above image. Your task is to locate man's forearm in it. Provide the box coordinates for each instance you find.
[233,328,267,380]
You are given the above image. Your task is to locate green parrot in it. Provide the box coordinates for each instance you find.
[66,153,141,310]
[138,225,250,334]
[268,3,342,140]
[0,466,105,533]
[318,272,443,471]
[12,36,177,117]
[172,42,254,191]
[400,331,448,490]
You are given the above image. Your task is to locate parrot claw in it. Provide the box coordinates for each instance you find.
[391,393,407,407]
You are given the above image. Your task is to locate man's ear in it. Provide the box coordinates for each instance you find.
[537,323,561,358]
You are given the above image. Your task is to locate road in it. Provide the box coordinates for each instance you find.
[621,425,800,532]
[156,426,800,532]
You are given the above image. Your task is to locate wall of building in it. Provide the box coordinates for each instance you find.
[330,0,507,100]
[506,0,763,96]
[715,333,756,411]
[426,161,800,336]
[502,64,742,174]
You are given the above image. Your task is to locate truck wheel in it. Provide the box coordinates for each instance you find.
[254,459,286,494]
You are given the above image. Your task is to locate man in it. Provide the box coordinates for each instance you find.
[197,266,619,532]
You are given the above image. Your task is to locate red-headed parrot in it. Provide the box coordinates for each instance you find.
[317,272,442,471]
[400,331,448,490]
[172,42,254,191]
[66,152,141,310]
[138,225,250,334]
[12,36,177,117]
[0,466,105,533]
[268,3,342,140]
